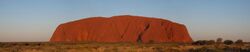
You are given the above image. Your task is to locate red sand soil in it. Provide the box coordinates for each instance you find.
[50,15,192,43]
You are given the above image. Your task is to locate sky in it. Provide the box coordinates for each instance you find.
[0,0,249,42]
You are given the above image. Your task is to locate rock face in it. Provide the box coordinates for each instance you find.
[50,15,192,43]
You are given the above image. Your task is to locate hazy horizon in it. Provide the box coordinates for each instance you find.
[0,0,250,42]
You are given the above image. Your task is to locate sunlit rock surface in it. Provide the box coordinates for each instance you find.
[50,15,192,43]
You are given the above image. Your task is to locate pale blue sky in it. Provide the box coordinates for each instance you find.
[0,0,249,42]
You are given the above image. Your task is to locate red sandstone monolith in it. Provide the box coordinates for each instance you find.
[50,15,193,43]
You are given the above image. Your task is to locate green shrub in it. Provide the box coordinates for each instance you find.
[235,39,243,44]
[224,40,233,45]
[216,38,223,44]
[207,40,215,45]
[192,40,207,45]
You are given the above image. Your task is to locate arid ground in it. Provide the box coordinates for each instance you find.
[0,42,250,52]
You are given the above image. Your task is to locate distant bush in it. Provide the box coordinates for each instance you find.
[224,40,233,45]
[189,47,223,52]
[235,39,244,45]
[192,40,207,45]
[192,40,200,45]
[216,38,223,44]
[235,39,243,44]
[207,40,215,45]
[190,46,250,52]
[0,42,3,47]
[192,40,217,45]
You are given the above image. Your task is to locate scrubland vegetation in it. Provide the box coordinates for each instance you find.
[0,38,249,52]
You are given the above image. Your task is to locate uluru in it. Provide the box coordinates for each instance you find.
[50,15,193,43]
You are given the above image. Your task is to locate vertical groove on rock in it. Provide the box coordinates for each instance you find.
[120,20,132,39]
[137,23,150,43]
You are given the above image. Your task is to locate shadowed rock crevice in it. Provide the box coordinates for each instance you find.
[137,23,150,43]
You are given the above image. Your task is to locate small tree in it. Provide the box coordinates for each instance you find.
[235,39,244,45]
[224,40,233,45]
[192,40,207,45]
[216,38,223,44]
[207,40,215,45]
[235,39,243,44]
